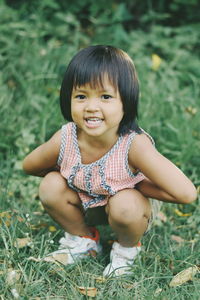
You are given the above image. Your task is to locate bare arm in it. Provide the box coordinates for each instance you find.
[129,134,197,204]
[22,130,61,177]
[136,178,180,202]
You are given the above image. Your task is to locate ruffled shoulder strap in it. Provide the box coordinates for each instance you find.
[57,123,72,166]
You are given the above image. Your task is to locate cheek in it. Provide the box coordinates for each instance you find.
[71,103,77,120]
[71,103,84,122]
[118,103,124,119]
[71,102,78,113]
[111,104,124,124]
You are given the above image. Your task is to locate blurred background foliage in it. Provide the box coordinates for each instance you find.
[0,0,199,205]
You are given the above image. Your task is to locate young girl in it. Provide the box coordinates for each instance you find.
[23,45,197,277]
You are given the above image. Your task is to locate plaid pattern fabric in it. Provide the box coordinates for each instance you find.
[57,123,146,210]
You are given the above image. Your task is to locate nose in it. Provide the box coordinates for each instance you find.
[85,98,100,112]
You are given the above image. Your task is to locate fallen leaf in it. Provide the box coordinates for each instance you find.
[94,276,106,283]
[77,286,97,297]
[8,191,14,196]
[174,209,192,217]
[14,237,32,248]
[48,225,57,232]
[33,211,43,216]
[0,211,12,218]
[185,106,197,116]
[43,253,68,265]
[27,256,42,262]
[43,256,56,263]
[5,219,11,226]
[48,266,64,274]
[154,288,163,296]
[30,223,48,230]
[17,216,25,223]
[6,269,21,285]
[169,266,199,287]
[188,239,197,244]
[151,54,162,71]
[171,235,185,243]
[121,282,138,290]
[169,260,174,271]
[27,254,68,266]
[0,211,12,226]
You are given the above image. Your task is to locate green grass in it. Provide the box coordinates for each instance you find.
[0,1,200,299]
[0,204,200,299]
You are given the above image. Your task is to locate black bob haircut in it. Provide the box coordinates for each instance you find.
[60,45,141,135]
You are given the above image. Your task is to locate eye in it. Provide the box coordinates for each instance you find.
[75,94,86,100]
[101,94,112,100]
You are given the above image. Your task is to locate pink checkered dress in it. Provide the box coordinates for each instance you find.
[57,122,148,210]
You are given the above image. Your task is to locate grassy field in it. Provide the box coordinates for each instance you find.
[0,1,200,299]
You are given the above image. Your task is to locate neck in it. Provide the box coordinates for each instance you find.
[77,127,119,149]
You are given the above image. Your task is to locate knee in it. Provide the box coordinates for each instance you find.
[108,190,151,226]
[108,201,137,226]
[39,172,67,208]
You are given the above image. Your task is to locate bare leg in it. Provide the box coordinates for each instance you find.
[105,189,151,247]
[39,171,92,236]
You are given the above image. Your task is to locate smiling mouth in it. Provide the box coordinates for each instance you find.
[85,117,103,126]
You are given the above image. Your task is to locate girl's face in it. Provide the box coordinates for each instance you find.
[71,75,124,141]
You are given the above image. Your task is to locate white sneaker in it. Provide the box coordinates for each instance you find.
[103,241,141,277]
[46,227,102,265]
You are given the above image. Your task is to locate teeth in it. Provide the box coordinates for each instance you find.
[86,118,102,122]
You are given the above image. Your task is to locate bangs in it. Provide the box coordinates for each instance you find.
[73,70,118,91]
[71,53,119,91]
